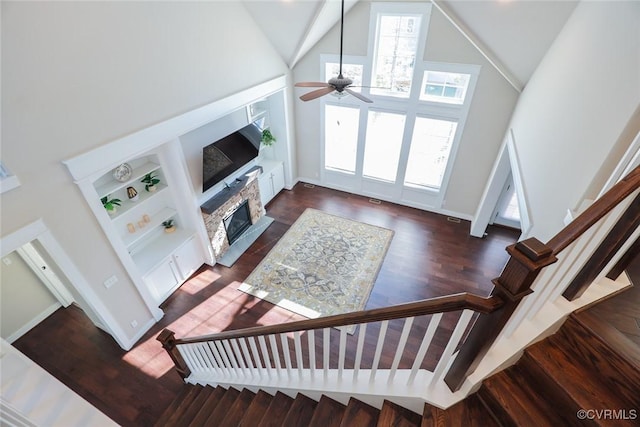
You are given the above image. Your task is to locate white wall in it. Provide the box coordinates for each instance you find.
[1,251,59,341]
[292,2,519,217]
[509,0,640,242]
[1,1,289,345]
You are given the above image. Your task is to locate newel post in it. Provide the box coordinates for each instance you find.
[444,237,557,391]
[157,329,191,379]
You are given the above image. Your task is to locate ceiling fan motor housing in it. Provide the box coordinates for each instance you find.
[329,75,353,92]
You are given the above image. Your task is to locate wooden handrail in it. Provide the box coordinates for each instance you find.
[167,292,504,345]
[547,165,640,255]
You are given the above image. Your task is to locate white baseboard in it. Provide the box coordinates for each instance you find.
[6,302,62,343]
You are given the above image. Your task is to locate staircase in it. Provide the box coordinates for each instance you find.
[478,314,639,426]
[157,310,639,426]
[155,383,496,427]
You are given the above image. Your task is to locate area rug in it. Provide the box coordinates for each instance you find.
[238,208,393,329]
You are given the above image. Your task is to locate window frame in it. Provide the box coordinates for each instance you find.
[0,162,21,194]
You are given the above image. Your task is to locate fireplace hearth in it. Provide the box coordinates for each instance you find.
[223,200,252,245]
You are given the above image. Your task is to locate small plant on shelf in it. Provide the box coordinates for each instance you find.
[162,219,176,233]
[101,195,121,215]
[141,172,160,192]
[261,129,276,147]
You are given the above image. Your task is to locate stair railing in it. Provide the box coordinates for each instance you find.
[158,292,503,409]
[159,165,640,407]
[445,165,640,391]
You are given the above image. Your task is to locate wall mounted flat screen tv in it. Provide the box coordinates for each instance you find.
[202,122,261,192]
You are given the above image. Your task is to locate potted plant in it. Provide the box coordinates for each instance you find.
[101,195,121,215]
[162,219,176,233]
[261,129,276,147]
[141,172,160,192]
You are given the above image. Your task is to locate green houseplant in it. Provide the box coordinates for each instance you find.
[261,129,276,147]
[141,172,160,192]
[101,195,121,215]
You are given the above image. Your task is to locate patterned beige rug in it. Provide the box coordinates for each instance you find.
[238,208,393,325]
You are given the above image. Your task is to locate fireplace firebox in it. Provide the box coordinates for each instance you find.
[223,200,252,245]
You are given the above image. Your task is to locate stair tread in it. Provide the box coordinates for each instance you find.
[378,399,421,427]
[422,394,499,427]
[308,395,346,427]
[528,328,637,411]
[479,367,562,427]
[154,385,195,427]
[201,387,241,426]
[282,393,317,427]
[219,388,256,427]
[175,385,215,426]
[340,398,380,427]
[517,353,597,427]
[238,390,274,427]
[188,386,226,427]
[257,391,294,427]
[162,385,203,426]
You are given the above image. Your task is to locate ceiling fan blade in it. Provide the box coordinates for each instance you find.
[345,88,373,103]
[300,86,336,101]
[295,82,331,88]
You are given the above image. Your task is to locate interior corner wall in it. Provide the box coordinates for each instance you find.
[508,1,640,242]
[1,1,288,346]
[292,2,519,217]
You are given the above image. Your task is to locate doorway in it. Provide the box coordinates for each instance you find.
[1,243,72,342]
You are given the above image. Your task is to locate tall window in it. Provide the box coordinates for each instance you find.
[405,117,458,189]
[371,14,422,98]
[324,105,359,174]
[363,111,406,182]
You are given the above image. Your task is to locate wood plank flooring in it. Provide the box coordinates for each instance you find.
[13,182,520,427]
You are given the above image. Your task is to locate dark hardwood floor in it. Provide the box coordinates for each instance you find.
[14,182,520,426]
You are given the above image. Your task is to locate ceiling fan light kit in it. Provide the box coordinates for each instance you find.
[295,0,373,104]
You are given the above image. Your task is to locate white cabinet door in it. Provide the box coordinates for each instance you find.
[258,161,285,207]
[271,162,285,195]
[173,237,203,280]
[145,258,179,303]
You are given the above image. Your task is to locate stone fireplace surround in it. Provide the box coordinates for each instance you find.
[200,166,264,260]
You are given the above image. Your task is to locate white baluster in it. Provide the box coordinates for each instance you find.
[268,335,282,375]
[223,340,241,377]
[294,331,304,376]
[196,343,214,374]
[338,327,347,379]
[353,323,367,381]
[215,341,233,377]
[177,345,197,373]
[370,320,388,382]
[280,333,293,376]
[429,310,474,387]
[230,339,248,376]
[308,330,316,377]
[408,313,443,384]
[239,337,257,377]
[202,342,222,375]
[258,336,273,378]
[207,342,227,376]
[323,328,330,378]
[248,337,265,377]
[388,317,414,383]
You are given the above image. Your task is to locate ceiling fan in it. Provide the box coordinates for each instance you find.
[295,0,372,103]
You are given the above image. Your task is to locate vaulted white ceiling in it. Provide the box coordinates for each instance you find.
[242,0,578,90]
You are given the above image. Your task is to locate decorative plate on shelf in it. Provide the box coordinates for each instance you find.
[113,163,133,182]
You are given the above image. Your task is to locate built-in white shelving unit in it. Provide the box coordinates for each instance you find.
[90,149,206,305]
